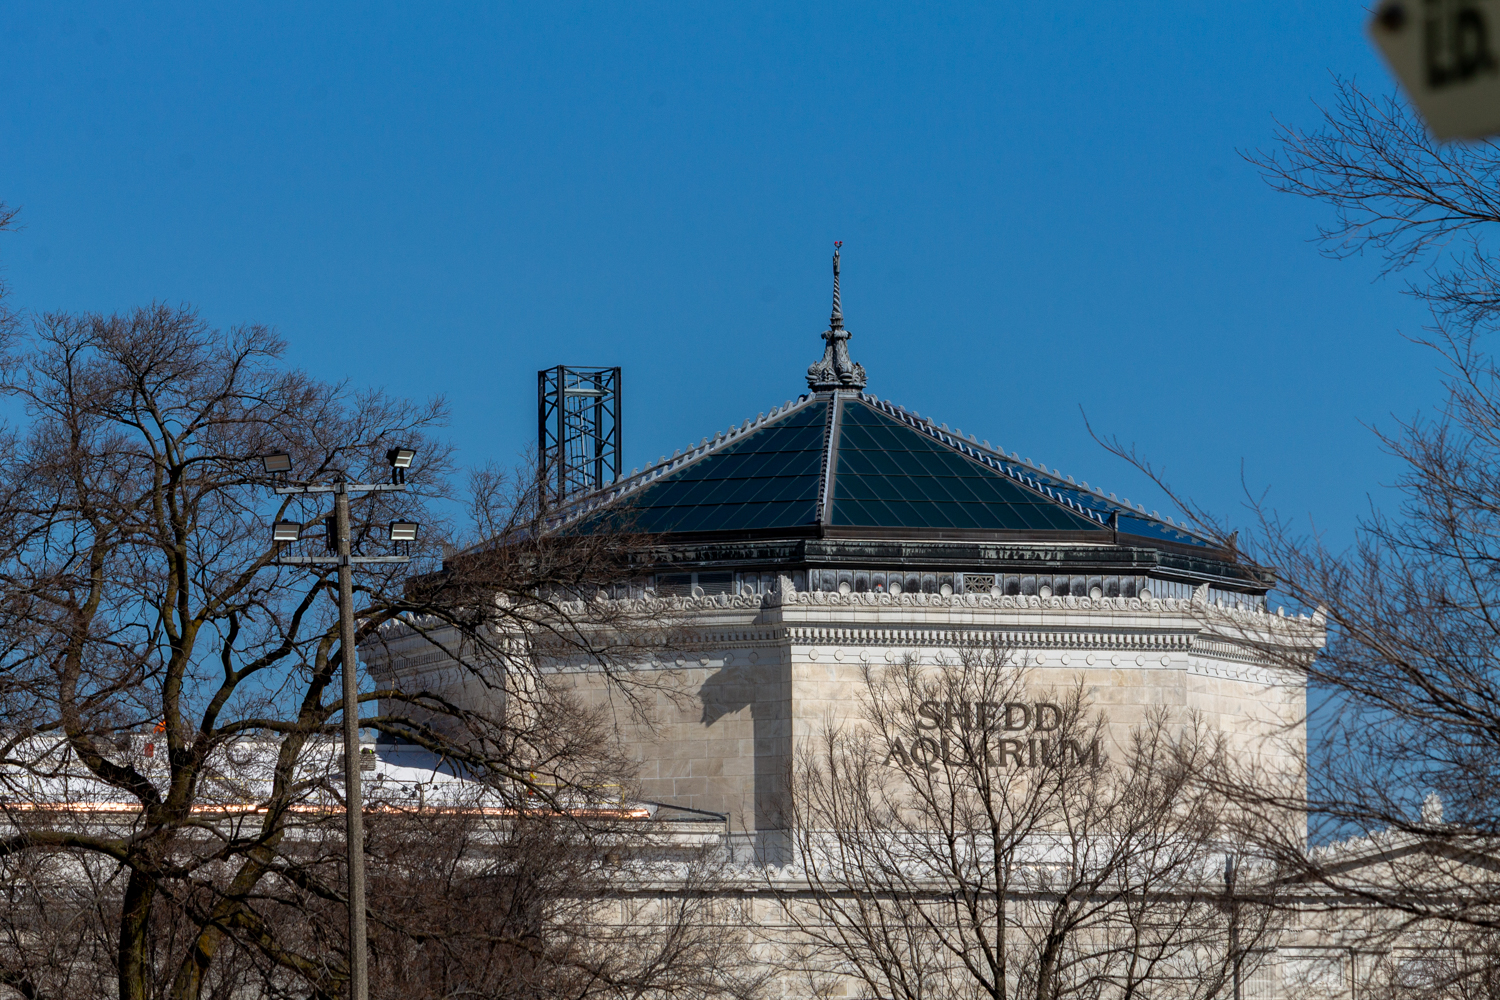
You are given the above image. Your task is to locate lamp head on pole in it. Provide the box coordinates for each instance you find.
[261,453,293,478]
[386,447,416,484]
[389,520,419,554]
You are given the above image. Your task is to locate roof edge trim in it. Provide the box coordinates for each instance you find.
[847,396,1109,528]
[856,394,1213,544]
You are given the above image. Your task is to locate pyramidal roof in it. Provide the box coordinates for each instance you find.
[562,392,1209,548]
[559,246,1212,550]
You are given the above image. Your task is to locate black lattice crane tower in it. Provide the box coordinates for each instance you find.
[537,365,622,507]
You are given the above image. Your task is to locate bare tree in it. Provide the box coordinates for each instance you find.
[136,789,761,1000]
[1124,80,1500,919]
[777,644,1272,1000]
[0,203,18,346]
[1249,79,1500,329]
[1376,924,1500,1000]
[1242,77,1500,847]
[1067,79,1500,977]
[0,301,693,999]
[357,805,763,1000]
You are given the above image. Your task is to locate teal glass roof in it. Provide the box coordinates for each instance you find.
[831,400,1102,532]
[566,392,1212,548]
[606,401,827,533]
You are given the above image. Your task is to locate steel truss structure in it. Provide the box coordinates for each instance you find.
[538,365,622,507]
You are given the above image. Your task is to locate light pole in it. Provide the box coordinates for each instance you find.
[263,447,420,1000]
[1225,852,1241,1000]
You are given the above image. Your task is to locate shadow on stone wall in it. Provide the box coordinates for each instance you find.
[698,658,791,863]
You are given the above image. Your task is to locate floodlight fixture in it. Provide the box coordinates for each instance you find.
[387,446,416,484]
[388,521,420,542]
[272,520,302,543]
[262,452,293,475]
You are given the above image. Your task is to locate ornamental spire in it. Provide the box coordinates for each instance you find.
[806,241,868,391]
[830,242,844,330]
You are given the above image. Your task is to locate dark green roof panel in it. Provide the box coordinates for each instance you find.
[611,401,827,533]
[830,401,1104,533]
[569,393,1213,545]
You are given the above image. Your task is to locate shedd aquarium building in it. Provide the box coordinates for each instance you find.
[363,249,1479,1000]
[370,246,1317,858]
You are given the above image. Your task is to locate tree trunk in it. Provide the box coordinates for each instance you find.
[171,919,220,1000]
[118,867,157,1000]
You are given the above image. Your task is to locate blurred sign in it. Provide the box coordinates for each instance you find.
[1370,0,1500,140]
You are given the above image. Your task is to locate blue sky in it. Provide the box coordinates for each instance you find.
[0,3,1434,547]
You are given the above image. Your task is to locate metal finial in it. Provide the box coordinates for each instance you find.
[806,241,867,391]
[830,241,844,330]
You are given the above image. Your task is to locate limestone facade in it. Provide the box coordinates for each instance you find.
[371,586,1315,861]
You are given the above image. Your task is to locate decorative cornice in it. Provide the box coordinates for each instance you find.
[636,593,770,611]
[377,622,1295,679]
[370,604,1308,679]
[670,620,1296,672]
[368,591,1320,661]
[782,623,1196,650]
[765,589,1302,624]
[508,589,1319,636]
[1187,657,1286,685]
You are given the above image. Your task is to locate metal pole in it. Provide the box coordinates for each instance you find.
[537,369,548,500]
[555,365,566,503]
[612,367,622,483]
[335,482,369,1000]
[592,371,603,491]
[1226,853,1240,1000]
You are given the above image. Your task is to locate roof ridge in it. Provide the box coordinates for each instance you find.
[852,393,1210,543]
[848,394,1104,527]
